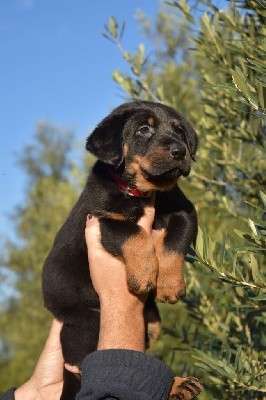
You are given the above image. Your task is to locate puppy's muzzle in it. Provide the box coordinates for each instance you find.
[170,144,186,160]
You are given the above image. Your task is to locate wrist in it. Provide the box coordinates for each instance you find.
[100,298,144,319]
[15,380,40,400]
[98,295,146,351]
[99,290,146,312]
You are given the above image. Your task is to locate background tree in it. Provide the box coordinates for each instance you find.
[0,1,265,398]
[0,123,81,389]
[106,8,201,121]
[104,1,266,398]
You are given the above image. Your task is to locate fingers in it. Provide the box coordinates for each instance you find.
[32,319,64,384]
[85,202,156,240]
[43,319,63,353]
[137,203,155,234]
[85,200,156,242]
[85,215,102,253]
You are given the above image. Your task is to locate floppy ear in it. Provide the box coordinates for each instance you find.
[86,104,134,166]
[86,111,123,166]
[183,122,198,161]
[86,101,148,167]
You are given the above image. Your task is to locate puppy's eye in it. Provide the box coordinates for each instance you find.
[137,125,154,135]
[174,126,184,138]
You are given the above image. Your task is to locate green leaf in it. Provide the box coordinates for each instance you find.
[219,237,226,267]
[248,219,258,236]
[232,70,250,97]
[260,191,266,207]
[108,16,118,39]
[112,69,123,84]
[196,226,204,259]
[123,51,133,62]
[170,0,195,23]
[252,294,266,301]
[258,82,265,109]
[249,253,266,288]
[132,43,145,76]
[234,229,246,239]
[257,8,266,17]
[245,201,264,212]
[247,58,266,72]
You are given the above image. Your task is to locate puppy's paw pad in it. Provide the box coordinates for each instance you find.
[169,377,203,399]
[156,286,186,304]
[127,274,156,294]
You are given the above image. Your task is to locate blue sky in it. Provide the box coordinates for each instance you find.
[0,0,229,244]
[0,0,160,241]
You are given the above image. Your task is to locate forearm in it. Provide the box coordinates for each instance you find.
[97,296,145,352]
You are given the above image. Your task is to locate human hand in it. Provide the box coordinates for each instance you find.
[85,203,157,351]
[85,203,156,304]
[15,319,64,400]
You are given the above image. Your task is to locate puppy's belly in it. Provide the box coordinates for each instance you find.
[43,252,99,323]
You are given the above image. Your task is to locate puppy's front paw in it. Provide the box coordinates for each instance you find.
[156,284,186,304]
[169,377,203,399]
[123,228,159,295]
[127,273,157,294]
[155,247,186,303]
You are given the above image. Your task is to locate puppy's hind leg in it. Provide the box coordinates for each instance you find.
[60,369,81,400]
[60,308,100,367]
[60,310,100,400]
[144,294,161,348]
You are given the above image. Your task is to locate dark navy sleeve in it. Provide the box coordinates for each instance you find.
[0,387,16,400]
[76,349,174,400]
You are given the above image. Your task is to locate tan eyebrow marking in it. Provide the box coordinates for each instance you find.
[148,117,154,126]
[123,143,129,157]
[172,119,181,128]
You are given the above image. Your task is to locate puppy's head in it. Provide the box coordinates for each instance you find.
[86,101,198,192]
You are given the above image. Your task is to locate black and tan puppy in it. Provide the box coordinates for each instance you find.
[42,101,201,399]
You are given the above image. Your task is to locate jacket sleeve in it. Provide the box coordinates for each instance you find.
[0,387,16,400]
[76,349,174,400]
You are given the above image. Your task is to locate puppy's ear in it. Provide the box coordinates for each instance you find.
[86,104,133,166]
[86,111,124,166]
[184,123,198,161]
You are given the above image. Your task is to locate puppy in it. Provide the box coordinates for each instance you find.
[42,101,200,399]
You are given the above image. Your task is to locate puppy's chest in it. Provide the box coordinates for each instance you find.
[99,194,148,222]
[99,194,168,231]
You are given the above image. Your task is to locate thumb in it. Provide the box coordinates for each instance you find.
[85,215,102,250]
[137,203,155,234]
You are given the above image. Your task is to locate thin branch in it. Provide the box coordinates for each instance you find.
[191,171,227,186]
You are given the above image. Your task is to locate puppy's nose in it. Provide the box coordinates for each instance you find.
[170,145,186,160]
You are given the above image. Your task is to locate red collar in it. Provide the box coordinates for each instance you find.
[109,170,152,198]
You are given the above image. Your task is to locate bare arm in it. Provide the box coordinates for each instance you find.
[85,204,156,352]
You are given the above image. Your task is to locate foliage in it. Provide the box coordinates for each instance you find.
[103,1,266,399]
[0,123,80,389]
[0,1,265,399]
[188,191,266,398]
[103,11,201,123]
